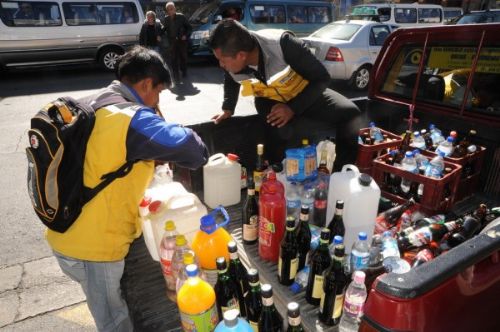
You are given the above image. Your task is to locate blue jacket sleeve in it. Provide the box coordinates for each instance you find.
[126,108,208,169]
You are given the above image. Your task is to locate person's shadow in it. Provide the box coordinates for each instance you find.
[168,77,201,101]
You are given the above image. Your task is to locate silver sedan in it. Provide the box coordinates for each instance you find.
[303,20,398,90]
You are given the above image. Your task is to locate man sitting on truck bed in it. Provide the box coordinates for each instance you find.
[208,19,361,170]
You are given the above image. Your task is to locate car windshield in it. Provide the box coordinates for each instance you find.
[456,12,500,24]
[310,23,361,40]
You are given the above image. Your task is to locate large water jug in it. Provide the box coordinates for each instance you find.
[326,165,360,222]
[204,153,242,208]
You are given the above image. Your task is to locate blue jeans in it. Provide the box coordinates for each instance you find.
[54,251,134,332]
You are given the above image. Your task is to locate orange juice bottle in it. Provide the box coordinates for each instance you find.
[177,264,219,331]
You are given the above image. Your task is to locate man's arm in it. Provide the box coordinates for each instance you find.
[183,15,192,37]
[280,32,331,115]
[126,109,208,169]
[222,71,240,113]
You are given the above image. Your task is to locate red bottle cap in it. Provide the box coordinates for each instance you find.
[227,153,239,161]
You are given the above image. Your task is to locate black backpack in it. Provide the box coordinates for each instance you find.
[26,96,136,233]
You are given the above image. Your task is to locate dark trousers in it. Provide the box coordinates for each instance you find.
[168,39,188,80]
[254,88,361,171]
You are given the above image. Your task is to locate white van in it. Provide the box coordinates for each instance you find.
[0,0,144,71]
[350,3,444,27]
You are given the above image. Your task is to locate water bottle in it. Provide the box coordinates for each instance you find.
[300,186,315,222]
[286,182,302,219]
[429,124,445,147]
[339,271,368,332]
[369,122,384,143]
[171,235,191,299]
[412,149,429,168]
[436,136,455,157]
[400,151,417,195]
[381,231,400,261]
[328,235,344,259]
[350,232,370,272]
[411,131,426,150]
[289,266,310,294]
[425,151,445,179]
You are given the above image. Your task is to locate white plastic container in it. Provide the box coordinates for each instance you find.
[141,181,208,262]
[326,164,360,222]
[203,153,242,208]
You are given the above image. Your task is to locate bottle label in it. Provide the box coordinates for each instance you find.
[241,166,248,189]
[343,298,363,319]
[314,199,327,209]
[278,258,282,277]
[408,228,432,247]
[180,304,218,332]
[249,320,259,332]
[305,156,316,176]
[286,158,299,177]
[221,297,239,314]
[160,258,172,276]
[290,258,298,279]
[287,199,301,209]
[262,297,273,306]
[289,316,301,326]
[351,252,370,271]
[254,170,264,192]
[332,294,345,319]
[312,274,325,299]
[243,216,259,241]
[259,217,275,248]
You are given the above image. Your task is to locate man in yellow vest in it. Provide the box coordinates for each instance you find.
[47,46,208,331]
[209,19,361,171]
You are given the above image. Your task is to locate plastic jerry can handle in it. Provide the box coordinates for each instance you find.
[200,205,231,234]
[212,205,230,228]
[207,153,226,166]
[341,164,360,175]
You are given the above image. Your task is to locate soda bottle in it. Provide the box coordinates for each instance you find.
[177,264,219,332]
[411,131,426,150]
[214,309,253,332]
[228,241,248,318]
[159,220,178,291]
[258,284,283,332]
[452,129,476,158]
[400,151,418,196]
[381,231,400,261]
[295,205,312,271]
[374,198,414,234]
[369,122,384,143]
[338,271,367,332]
[436,136,455,157]
[286,182,302,219]
[313,182,328,228]
[214,257,240,321]
[398,214,445,237]
[306,228,331,306]
[286,302,305,332]
[242,179,259,245]
[411,248,434,268]
[279,217,299,286]
[327,200,345,243]
[350,232,370,272]
[425,151,445,179]
[245,269,263,332]
[289,265,310,294]
[300,186,315,222]
[397,220,461,251]
[319,237,348,326]
[254,144,266,193]
[259,173,286,262]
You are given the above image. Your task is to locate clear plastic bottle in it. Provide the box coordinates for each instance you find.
[425,151,445,179]
[289,265,310,294]
[412,149,429,168]
[411,131,426,150]
[176,251,205,293]
[170,235,190,299]
[328,235,344,259]
[300,186,315,222]
[429,124,445,147]
[369,122,384,143]
[350,232,370,272]
[159,220,178,291]
[286,182,303,220]
[381,231,400,261]
[436,136,455,157]
[339,271,368,332]
[400,151,418,195]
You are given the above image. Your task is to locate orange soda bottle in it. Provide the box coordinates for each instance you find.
[177,264,219,331]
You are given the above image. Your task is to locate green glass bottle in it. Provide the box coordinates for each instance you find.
[278,216,298,286]
[242,179,259,245]
[305,228,331,306]
[214,257,240,322]
[286,302,305,332]
[295,205,312,271]
[245,269,262,332]
[258,284,283,332]
[327,200,345,243]
[228,241,248,318]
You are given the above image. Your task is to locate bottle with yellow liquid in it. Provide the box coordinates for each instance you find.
[177,264,219,332]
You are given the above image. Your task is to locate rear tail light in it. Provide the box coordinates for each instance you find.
[325,47,344,62]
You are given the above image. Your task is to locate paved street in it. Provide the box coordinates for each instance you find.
[0,61,364,331]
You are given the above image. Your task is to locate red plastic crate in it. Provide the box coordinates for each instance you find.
[371,153,462,215]
[420,146,486,202]
[355,128,403,174]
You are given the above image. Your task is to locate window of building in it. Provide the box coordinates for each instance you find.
[0,1,61,26]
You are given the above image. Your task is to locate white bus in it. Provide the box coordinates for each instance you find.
[350,3,444,27]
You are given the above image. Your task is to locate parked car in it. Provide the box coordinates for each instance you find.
[455,9,500,24]
[302,19,398,90]
[443,6,463,24]
[350,3,444,27]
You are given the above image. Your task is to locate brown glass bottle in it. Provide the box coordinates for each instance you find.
[317,149,330,175]
[327,200,345,243]
[378,199,415,228]
[242,179,259,245]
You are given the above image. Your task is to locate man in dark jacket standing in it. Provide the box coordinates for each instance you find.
[163,2,192,82]
[139,11,163,53]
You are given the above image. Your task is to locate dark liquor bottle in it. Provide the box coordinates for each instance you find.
[214,257,240,321]
[453,129,476,158]
[242,179,259,245]
[445,215,481,248]
[296,205,312,271]
[305,228,331,306]
[227,241,248,317]
[258,284,284,332]
[313,182,328,228]
[327,200,346,243]
[245,268,263,331]
[400,130,413,153]
[254,144,266,193]
[376,198,415,230]
[286,302,305,332]
[319,241,348,326]
[279,217,299,286]
[423,129,434,151]
[398,221,460,252]
[317,149,330,175]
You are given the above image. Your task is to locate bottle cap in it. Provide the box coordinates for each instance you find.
[438,151,445,157]
[183,251,195,265]
[140,196,152,207]
[320,228,331,240]
[358,173,373,187]
[223,309,240,327]
[301,138,309,146]
[247,268,259,283]
[389,149,397,157]
[164,220,176,231]
[227,153,239,162]
[175,235,187,246]
[429,123,435,129]
[261,284,273,298]
[413,149,420,155]
[200,213,217,234]
[447,136,454,142]
[420,129,427,134]
[469,129,477,136]
[382,230,392,237]
[216,257,227,270]
[300,205,310,214]
[333,235,343,245]
[405,151,413,158]
[353,270,366,284]
[287,302,300,318]
[413,131,420,136]
[336,200,344,208]
[271,163,283,173]
[228,241,238,253]
[289,282,302,294]
[450,131,457,138]
[185,264,198,277]
[257,144,264,154]
[358,232,368,241]
[369,121,375,127]
[286,217,296,229]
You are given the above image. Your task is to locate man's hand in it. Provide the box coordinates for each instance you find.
[267,103,294,128]
[212,110,232,124]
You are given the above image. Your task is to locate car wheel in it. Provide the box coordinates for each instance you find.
[99,48,123,71]
[351,65,371,90]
